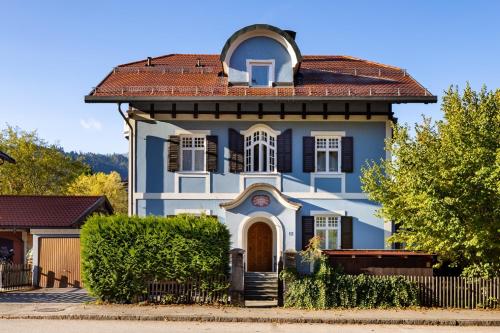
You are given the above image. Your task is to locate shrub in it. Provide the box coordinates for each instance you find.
[281,258,419,309]
[81,214,230,303]
[280,237,419,309]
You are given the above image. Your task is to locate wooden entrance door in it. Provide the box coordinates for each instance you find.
[247,222,273,272]
[38,237,82,288]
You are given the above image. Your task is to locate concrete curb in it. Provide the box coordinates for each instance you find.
[0,314,499,326]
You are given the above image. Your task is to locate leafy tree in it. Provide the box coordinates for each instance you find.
[66,151,128,180]
[361,85,500,277]
[0,125,88,195]
[67,171,127,214]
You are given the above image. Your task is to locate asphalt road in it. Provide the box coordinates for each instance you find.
[0,320,497,333]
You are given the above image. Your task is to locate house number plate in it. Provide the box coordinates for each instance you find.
[251,195,270,207]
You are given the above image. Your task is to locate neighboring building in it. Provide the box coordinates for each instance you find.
[0,195,112,287]
[86,24,436,274]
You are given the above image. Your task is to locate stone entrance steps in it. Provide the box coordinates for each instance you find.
[244,272,278,301]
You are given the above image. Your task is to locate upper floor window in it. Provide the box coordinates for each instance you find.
[247,60,275,87]
[315,137,340,173]
[180,136,205,172]
[315,216,340,249]
[244,129,276,172]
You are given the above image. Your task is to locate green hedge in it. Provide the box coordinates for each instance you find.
[281,258,419,309]
[81,214,230,303]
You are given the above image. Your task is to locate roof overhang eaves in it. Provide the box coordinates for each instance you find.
[85,95,438,104]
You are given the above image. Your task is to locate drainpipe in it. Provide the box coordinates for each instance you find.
[117,103,134,215]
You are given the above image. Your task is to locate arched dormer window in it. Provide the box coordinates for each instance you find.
[220,24,302,86]
[242,125,280,173]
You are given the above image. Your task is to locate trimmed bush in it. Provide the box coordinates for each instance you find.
[281,258,419,309]
[81,214,230,303]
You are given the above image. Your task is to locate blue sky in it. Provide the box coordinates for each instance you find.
[1,1,499,154]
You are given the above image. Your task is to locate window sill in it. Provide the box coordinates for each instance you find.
[312,172,344,176]
[177,171,209,175]
[240,172,280,176]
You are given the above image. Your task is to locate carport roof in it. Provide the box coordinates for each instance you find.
[0,195,113,228]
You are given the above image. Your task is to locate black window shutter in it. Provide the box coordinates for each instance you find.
[341,136,354,173]
[340,216,353,249]
[303,136,315,173]
[228,129,244,173]
[302,216,315,250]
[206,135,218,172]
[167,135,180,172]
[277,129,292,172]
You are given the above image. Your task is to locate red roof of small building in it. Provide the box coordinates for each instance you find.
[0,195,113,228]
[85,54,436,102]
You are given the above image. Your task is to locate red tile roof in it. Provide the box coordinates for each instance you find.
[86,54,435,101]
[0,196,112,228]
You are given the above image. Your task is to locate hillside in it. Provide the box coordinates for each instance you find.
[67,151,128,181]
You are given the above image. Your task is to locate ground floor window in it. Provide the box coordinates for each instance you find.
[314,216,340,249]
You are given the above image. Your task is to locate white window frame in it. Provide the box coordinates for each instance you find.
[315,136,342,174]
[242,126,278,173]
[314,215,341,250]
[246,59,275,87]
[179,135,206,173]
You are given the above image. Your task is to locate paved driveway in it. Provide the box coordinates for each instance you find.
[0,288,95,303]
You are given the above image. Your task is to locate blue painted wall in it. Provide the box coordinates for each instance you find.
[314,177,342,193]
[136,197,384,251]
[135,119,387,251]
[179,177,205,193]
[135,120,386,194]
[228,36,293,84]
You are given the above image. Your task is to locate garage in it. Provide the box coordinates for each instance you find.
[38,237,82,288]
[0,195,113,289]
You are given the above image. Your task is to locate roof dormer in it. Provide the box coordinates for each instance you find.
[220,24,302,87]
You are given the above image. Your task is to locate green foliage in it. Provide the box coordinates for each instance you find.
[67,151,128,181]
[281,258,419,309]
[0,125,88,194]
[81,214,230,303]
[67,172,127,214]
[361,85,500,277]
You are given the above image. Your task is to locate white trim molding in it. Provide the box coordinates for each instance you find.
[310,173,346,193]
[239,173,281,192]
[240,123,281,136]
[174,129,211,135]
[222,28,300,74]
[135,191,368,200]
[174,172,211,194]
[246,59,275,87]
[30,229,81,235]
[219,183,301,211]
[310,131,346,137]
[310,210,347,216]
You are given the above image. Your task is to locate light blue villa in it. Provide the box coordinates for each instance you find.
[86,24,436,274]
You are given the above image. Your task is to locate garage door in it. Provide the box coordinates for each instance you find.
[38,237,82,288]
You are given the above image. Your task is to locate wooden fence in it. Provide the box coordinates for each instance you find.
[405,276,499,308]
[0,264,32,291]
[147,276,229,304]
